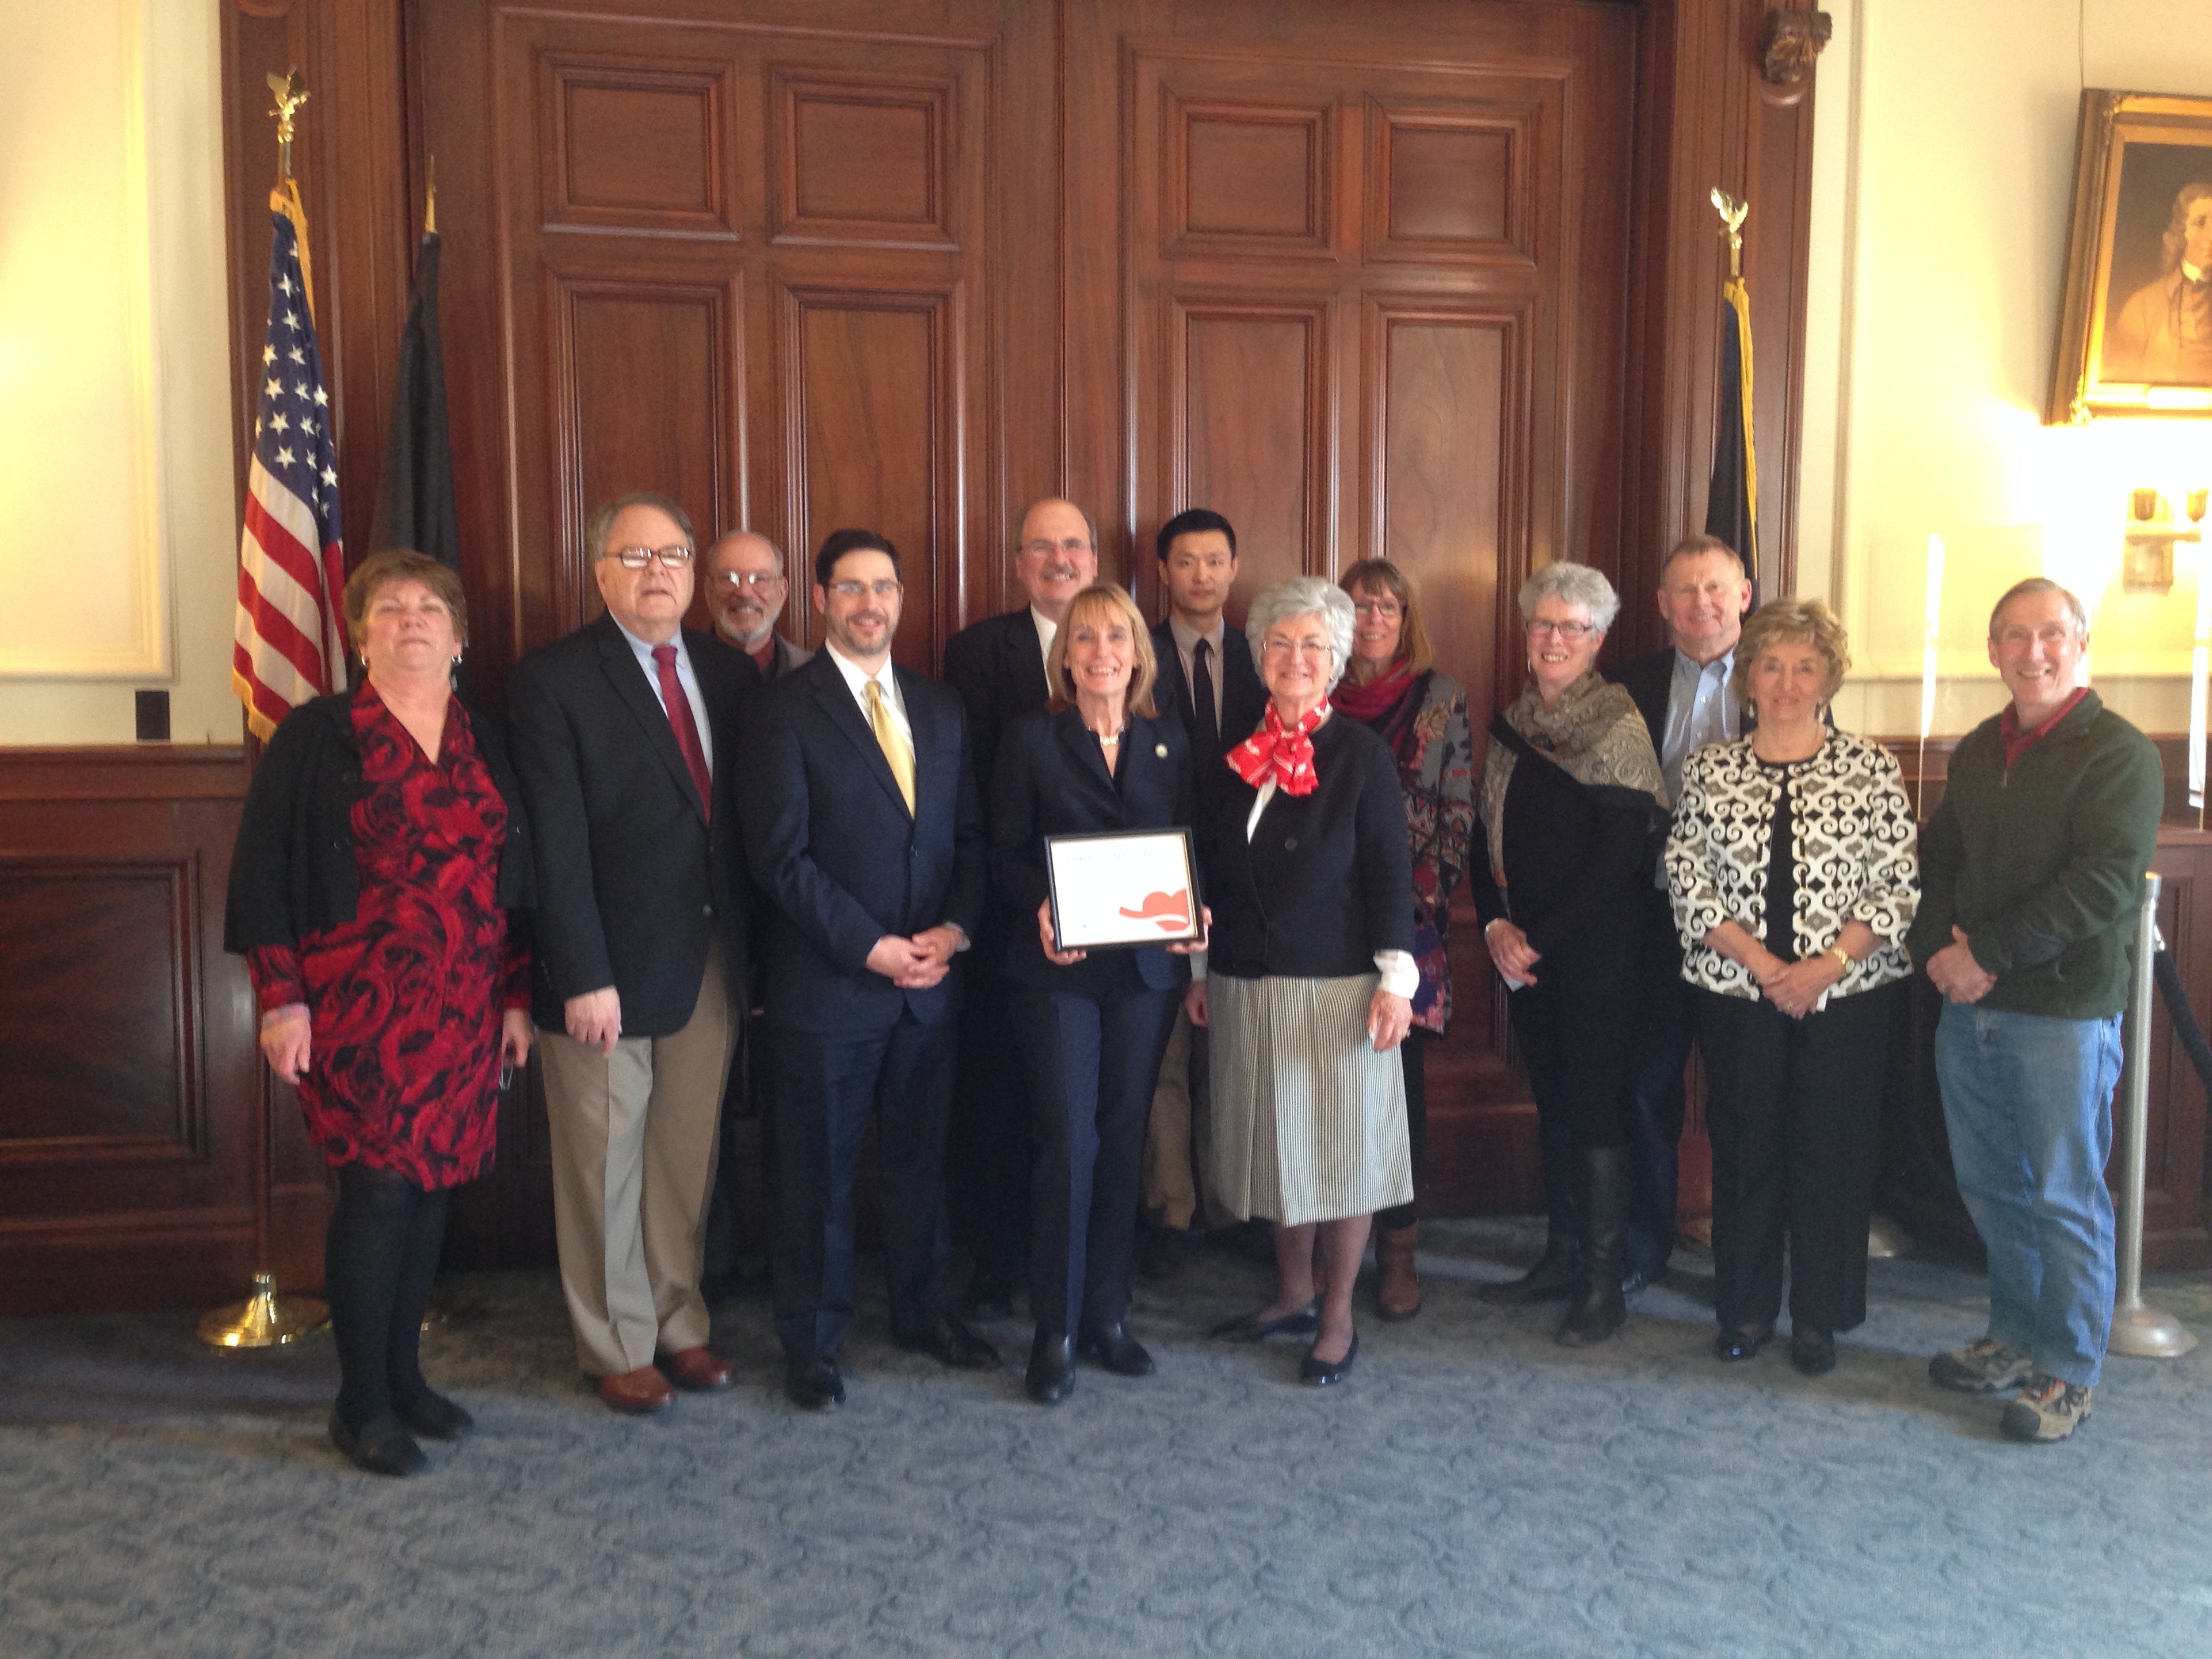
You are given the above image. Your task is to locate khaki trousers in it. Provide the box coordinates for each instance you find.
[539,941,736,1377]
[1140,1003,1233,1231]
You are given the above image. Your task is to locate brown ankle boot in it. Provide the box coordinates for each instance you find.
[1375,1225,1422,1322]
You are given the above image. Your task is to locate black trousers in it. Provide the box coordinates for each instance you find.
[1696,981,1902,1336]
[1012,977,1177,1335]
[949,955,1030,1292]
[767,1010,955,1362]
[1511,954,1635,1162]
[1621,939,1696,1276]
[1376,1030,1432,1233]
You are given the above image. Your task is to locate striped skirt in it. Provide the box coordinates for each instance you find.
[1204,972,1412,1228]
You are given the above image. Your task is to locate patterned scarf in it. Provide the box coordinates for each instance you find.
[1228,698,1330,796]
[1477,670,1664,884]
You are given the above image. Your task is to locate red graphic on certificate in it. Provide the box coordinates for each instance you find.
[1118,888,1193,932]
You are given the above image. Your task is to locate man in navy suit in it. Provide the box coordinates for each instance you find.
[1603,533,1753,1298]
[510,491,757,1414]
[939,498,1101,1315]
[738,529,997,1409]
[1139,508,1267,1274]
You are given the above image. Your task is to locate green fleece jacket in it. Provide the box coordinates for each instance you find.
[1906,690,2163,1020]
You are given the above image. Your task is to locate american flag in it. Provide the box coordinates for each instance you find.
[232,199,347,741]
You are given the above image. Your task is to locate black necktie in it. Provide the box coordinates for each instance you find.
[1193,637,1218,757]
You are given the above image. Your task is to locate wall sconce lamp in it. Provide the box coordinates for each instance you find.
[2123,488,2208,593]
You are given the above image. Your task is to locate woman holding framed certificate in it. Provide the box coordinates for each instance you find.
[1192,577,1416,1387]
[990,581,1200,1406]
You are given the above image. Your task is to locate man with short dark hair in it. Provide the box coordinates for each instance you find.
[1138,507,1267,1274]
[738,529,996,1409]
[701,529,813,682]
[510,491,758,1414]
[940,498,1102,1315]
[1912,577,2162,1443]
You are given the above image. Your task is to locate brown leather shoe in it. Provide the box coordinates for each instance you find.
[1376,1224,1422,1322]
[596,1365,677,1414]
[658,1345,733,1392]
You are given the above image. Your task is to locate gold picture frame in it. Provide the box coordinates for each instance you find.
[2047,90,2212,424]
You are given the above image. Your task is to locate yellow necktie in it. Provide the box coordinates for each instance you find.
[865,678,916,814]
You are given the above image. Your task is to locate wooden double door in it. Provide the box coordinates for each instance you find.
[412,0,1641,1256]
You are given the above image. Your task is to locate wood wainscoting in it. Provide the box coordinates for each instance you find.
[0,747,333,1316]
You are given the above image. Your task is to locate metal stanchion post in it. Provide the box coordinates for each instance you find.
[2109,871,2196,1359]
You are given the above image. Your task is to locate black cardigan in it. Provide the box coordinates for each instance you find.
[223,689,533,958]
[1199,714,1413,980]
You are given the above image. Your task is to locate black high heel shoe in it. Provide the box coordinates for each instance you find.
[1298,1330,1359,1387]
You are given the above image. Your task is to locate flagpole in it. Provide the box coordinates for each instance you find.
[201,68,330,1349]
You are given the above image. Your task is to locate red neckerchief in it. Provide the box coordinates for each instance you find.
[1228,699,1328,796]
[1330,659,1414,723]
[1999,686,2087,769]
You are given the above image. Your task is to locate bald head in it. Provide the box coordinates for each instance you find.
[1014,497,1100,620]
[704,529,788,649]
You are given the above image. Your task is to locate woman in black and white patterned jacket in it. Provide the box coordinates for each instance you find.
[1664,597,1918,1378]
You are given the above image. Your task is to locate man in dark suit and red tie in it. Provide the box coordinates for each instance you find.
[738,529,998,1410]
[1139,508,1266,1275]
[939,498,1101,1316]
[509,491,757,1414]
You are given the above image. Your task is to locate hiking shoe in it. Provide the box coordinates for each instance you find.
[1929,1339,2032,1394]
[2001,1373,2093,1443]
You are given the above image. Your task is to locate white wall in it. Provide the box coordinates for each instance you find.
[0,0,240,746]
[1802,0,2212,739]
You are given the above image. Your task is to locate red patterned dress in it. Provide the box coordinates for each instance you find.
[247,687,529,1188]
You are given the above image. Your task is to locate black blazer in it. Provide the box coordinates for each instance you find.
[1199,714,1413,980]
[1150,617,1267,765]
[737,648,987,1035]
[989,705,1195,995]
[225,688,533,956]
[508,615,756,1037]
[1610,647,1678,757]
[941,608,1052,801]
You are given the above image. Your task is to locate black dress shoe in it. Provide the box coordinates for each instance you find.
[1620,1258,1666,1296]
[1025,1328,1075,1405]
[1476,1241,1580,1305]
[1298,1330,1359,1387]
[398,1389,474,1441]
[896,1313,1002,1371]
[329,1408,427,1477]
[1715,1324,1771,1362]
[1076,1321,1155,1377]
[1789,1327,1837,1376]
[785,1355,845,1411]
[1208,1300,1320,1340]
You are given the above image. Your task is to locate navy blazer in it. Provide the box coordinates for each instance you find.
[989,705,1195,995]
[1199,713,1414,981]
[942,608,1051,806]
[1149,617,1267,765]
[508,615,755,1036]
[1610,647,1677,758]
[737,648,987,1035]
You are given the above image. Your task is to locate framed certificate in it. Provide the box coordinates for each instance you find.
[1044,829,1202,950]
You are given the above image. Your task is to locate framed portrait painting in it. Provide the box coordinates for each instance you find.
[2047,91,2212,423]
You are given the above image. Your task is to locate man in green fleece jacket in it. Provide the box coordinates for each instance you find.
[1908,578,2163,1443]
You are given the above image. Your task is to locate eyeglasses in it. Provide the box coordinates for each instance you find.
[1262,638,1332,659]
[710,569,782,589]
[606,545,694,569]
[828,579,904,599]
[1526,618,1595,642]
[1020,538,1094,558]
[1351,598,1402,620]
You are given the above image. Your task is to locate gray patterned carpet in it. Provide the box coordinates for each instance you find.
[5,1218,2212,1658]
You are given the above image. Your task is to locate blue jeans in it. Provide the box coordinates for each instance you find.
[1934,1003,2121,1386]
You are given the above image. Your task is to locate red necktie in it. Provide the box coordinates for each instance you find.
[652,644,712,819]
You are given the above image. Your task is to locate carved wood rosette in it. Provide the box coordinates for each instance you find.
[1760,5,1831,87]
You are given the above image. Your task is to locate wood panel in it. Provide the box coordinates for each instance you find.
[541,54,735,237]
[1366,104,1532,262]
[774,70,955,249]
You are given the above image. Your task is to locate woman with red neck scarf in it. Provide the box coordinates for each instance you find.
[1334,559,1475,1323]
[1191,577,1415,1386]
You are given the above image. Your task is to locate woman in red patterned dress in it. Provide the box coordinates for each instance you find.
[226,550,533,1477]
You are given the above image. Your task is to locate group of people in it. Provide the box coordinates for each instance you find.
[224,493,2163,1477]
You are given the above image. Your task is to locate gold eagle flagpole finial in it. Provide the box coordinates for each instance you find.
[1710,188,1748,281]
[267,70,310,182]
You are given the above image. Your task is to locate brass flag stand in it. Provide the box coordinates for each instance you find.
[199,69,330,1351]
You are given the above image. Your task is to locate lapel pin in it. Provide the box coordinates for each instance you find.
[1155,742,1169,758]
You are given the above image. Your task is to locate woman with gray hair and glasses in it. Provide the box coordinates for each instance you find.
[1191,576,1416,1386]
[1471,560,1666,1345]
